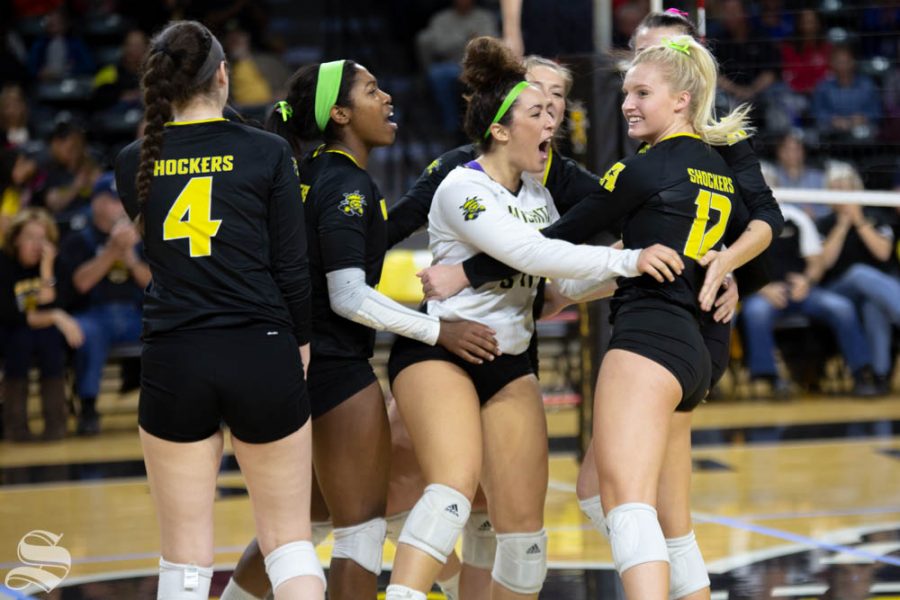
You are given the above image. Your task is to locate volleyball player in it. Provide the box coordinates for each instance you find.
[220,59,500,600]
[384,37,684,600]
[115,21,324,599]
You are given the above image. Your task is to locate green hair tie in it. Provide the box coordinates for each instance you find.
[662,37,691,56]
[315,60,346,132]
[484,80,531,140]
[275,100,293,122]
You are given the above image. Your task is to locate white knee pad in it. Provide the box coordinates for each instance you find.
[158,558,212,599]
[667,531,710,600]
[461,511,497,569]
[398,483,471,563]
[311,520,332,547]
[264,540,326,593]
[331,517,387,575]
[578,495,609,539]
[605,503,669,575]
[385,584,427,600]
[385,511,409,546]
[436,571,460,600]
[491,529,548,594]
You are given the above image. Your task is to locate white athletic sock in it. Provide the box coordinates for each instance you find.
[219,578,264,600]
[385,583,428,600]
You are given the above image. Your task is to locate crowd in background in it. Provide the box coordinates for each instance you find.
[1,0,899,442]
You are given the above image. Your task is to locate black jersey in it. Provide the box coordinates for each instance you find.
[300,147,388,360]
[116,119,311,343]
[602,134,741,315]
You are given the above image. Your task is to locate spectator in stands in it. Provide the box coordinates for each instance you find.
[812,45,882,140]
[740,202,878,397]
[40,121,100,219]
[0,84,32,147]
[57,173,149,435]
[770,132,828,218]
[751,0,793,41]
[0,148,39,237]
[613,1,647,49]
[818,164,898,395]
[26,8,95,81]
[93,29,147,111]
[859,0,900,60]
[780,9,830,95]
[882,67,900,142]
[223,27,290,110]
[416,0,498,135]
[714,0,780,104]
[1,208,83,441]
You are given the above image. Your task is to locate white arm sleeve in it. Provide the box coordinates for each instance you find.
[554,277,618,302]
[326,268,441,346]
[436,178,641,281]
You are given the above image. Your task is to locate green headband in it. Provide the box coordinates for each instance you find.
[275,100,293,122]
[484,80,531,140]
[315,60,346,132]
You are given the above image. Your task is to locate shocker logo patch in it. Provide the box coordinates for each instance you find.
[339,191,367,217]
[460,196,486,221]
[425,158,442,176]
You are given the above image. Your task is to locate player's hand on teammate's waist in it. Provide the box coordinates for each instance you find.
[437,319,501,365]
[637,244,684,283]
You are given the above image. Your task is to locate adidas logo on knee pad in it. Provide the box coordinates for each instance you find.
[477,520,492,532]
[445,503,459,517]
[526,543,542,555]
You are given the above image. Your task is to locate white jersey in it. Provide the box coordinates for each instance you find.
[426,165,642,354]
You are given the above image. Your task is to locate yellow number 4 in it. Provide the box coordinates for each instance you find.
[684,189,731,260]
[163,177,222,257]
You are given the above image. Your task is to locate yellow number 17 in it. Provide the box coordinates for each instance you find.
[163,176,222,257]
[683,189,731,260]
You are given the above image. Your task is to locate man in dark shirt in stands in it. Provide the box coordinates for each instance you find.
[712,0,780,105]
[57,173,150,434]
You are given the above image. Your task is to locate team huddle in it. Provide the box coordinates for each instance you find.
[116,9,782,600]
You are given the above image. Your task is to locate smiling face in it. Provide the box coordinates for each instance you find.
[621,62,689,145]
[526,65,567,133]
[342,64,396,149]
[501,84,556,174]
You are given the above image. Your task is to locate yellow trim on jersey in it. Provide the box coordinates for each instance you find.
[657,132,701,144]
[312,144,362,169]
[164,118,228,127]
[541,147,554,186]
[380,198,388,220]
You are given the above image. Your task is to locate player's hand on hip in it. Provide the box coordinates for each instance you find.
[418,263,470,301]
[437,319,501,364]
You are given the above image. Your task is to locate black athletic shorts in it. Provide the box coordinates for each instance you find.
[388,335,534,405]
[140,326,309,444]
[700,315,731,389]
[609,298,711,412]
[306,356,378,419]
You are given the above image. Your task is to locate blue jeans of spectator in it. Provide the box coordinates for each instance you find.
[427,62,462,134]
[741,287,872,378]
[73,302,142,399]
[2,322,66,379]
[827,264,900,377]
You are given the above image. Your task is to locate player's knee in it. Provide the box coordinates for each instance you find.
[491,529,548,594]
[606,503,669,574]
[398,483,471,563]
[158,558,213,599]
[331,517,387,574]
[461,510,496,569]
[264,540,326,593]
[578,495,609,539]
[667,531,709,600]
